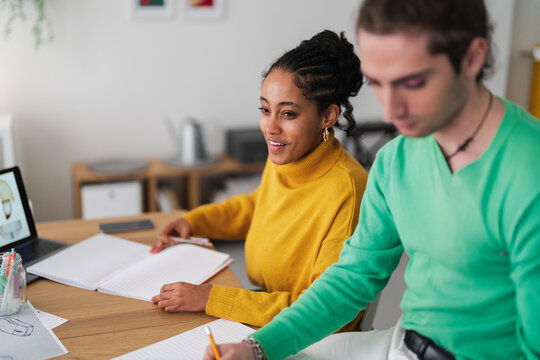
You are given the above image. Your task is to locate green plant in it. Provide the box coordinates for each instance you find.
[0,0,53,49]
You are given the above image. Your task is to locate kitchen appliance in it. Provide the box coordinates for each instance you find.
[165,117,216,167]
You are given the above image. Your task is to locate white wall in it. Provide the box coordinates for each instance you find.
[0,0,521,221]
[0,0,370,221]
[506,0,540,109]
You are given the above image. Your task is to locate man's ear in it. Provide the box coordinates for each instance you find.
[322,104,340,129]
[461,37,489,80]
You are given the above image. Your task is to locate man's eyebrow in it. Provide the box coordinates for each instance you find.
[260,97,301,108]
[366,69,434,86]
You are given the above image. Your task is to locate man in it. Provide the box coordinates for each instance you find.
[204,0,540,359]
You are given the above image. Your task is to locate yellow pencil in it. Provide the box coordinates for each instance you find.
[205,325,221,360]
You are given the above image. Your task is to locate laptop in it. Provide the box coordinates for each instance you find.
[0,166,68,283]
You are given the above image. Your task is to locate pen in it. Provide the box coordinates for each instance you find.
[205,325,221,360]
[0,266,5,289]
[6,252,13,277]
[13,252,19,298]
[1,259,14,314]
[2,253,9,277]
[170,236,213,248]
[0,255,5,288]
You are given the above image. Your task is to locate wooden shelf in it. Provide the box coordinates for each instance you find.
[72,156,265,218]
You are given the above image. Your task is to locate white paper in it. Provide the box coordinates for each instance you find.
[27,233,147,289]
[35,309,68,330]
[112,319,254,360]
[97,244,232,301]
[0,301,68,360]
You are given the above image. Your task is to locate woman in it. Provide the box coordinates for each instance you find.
[150,30,367,329]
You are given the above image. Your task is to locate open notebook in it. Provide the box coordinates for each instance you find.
[26,233,233,301]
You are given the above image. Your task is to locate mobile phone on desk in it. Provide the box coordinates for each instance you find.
[99,219,154,234]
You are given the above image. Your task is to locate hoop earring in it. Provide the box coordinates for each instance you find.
[323,128,329,142]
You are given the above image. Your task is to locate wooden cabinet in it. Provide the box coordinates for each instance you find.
[71,156,265,218]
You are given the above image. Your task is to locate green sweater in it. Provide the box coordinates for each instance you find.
[252,99,540,360]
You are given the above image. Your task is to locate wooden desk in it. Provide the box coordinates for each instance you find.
[28,211,243,359]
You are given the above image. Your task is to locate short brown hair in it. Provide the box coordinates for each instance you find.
[356,0,494,81]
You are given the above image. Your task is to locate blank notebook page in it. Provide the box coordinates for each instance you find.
[27,233,147,289]
[97,243,231,301]
[112,319,255,360]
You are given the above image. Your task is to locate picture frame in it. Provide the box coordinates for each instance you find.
[129,0,175,19]
[184,0,224,19]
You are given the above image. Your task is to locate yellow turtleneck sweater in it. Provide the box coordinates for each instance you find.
[183,132,367,327]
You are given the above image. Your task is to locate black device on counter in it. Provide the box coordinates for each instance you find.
[225,128,268,163]
[99,219,154,234]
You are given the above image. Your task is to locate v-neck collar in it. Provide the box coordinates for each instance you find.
[432,97,515,178]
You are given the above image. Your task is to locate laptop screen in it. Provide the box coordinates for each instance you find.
[0,167,37,249]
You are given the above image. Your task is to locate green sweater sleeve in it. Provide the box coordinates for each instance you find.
[509,190,540,358]
[252,157,403,359]
[183,189,258,240]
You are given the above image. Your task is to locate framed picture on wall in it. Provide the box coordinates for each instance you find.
[130,0,175,19]
[184,0,224,19]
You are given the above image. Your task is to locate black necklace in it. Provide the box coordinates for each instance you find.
[444,91,494,161]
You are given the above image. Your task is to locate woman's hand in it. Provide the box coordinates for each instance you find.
[151,282,212,312]
[202,342,256,360]
[150,218,192,253]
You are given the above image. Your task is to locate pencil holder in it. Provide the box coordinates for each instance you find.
[0,252,27,315]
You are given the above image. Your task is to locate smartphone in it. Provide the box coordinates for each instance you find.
[99,219,154,234]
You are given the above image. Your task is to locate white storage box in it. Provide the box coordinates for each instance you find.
[81,181,143,220]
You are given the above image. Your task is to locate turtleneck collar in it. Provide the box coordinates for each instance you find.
[268,129,343,184]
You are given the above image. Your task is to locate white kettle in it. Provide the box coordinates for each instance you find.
[165,117,215,166]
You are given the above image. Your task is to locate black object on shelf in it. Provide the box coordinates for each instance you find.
[226,128,268,163]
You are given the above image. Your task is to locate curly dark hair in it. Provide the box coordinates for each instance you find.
[263,30,363,135]
[356,0,494,82]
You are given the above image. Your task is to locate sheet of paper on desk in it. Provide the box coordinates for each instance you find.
[112,319,254,360]
[0,301,68,360]
[36,309,68,330]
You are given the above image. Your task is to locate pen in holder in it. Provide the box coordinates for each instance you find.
[0,251,27,315]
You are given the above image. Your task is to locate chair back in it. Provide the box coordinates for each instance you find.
[358,292,382,331]
[344,121,398,171]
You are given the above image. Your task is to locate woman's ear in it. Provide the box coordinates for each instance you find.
[461,37,488,80]
[322,104,340,129]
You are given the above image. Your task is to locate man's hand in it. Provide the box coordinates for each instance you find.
[151,282,212,312]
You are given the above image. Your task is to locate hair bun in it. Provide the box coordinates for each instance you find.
[336,32,363,98]
[309,30,362,98]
